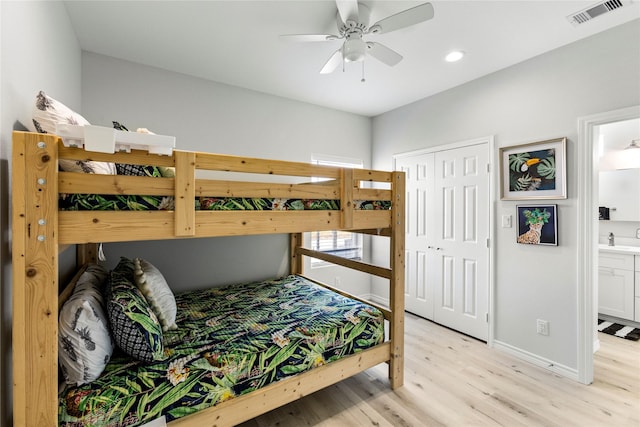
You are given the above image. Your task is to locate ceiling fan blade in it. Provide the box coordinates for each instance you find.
[320,49,343,74]
[366,42,403,67]
[369,2,434,35]
[280,34,340,42]
[336,0,359,24]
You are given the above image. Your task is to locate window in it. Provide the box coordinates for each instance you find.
[311,229,362,260]
[310,155,363,267]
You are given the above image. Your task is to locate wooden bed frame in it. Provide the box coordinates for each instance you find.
[11,130,405,426]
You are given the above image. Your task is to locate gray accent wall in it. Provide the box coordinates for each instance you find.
[371,20,640,372]
[81,52,373,294]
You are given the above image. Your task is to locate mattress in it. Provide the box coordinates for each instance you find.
[58,275,384,426]
[59,194,391,211]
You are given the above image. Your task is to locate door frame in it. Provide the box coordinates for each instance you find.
[393,135,496,345]
[577,105,640,385]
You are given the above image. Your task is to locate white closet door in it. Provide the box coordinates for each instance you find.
[432,143,489,340]
[397,153,436,319]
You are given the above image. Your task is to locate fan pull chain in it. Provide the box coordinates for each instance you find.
[361,61,366,83]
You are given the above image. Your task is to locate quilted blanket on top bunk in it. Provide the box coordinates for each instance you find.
[59,275,384,426]
[59,194,391,211]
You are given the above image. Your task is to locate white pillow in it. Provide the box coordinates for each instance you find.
[32,90,90,134]
[58,158,117,175]
[59,264,113,385]
[32,90,116,175]
[133,258,178,332]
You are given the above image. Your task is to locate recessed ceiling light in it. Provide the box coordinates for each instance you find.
[445,51,465,62]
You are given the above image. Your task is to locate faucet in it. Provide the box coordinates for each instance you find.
[608,232,615,246]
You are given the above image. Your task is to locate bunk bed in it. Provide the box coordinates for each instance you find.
[11,130,405,426]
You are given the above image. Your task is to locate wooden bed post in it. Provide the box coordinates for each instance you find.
[389,171,406,389]
[77,243,99,265]
[290,233,303,275]
[340,168,354,229]
[12,131,60,426]
[174,151,196,237]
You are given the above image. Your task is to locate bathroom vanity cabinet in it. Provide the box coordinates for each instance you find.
[598,247,639,321]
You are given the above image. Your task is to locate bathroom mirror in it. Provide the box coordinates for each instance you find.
[599,169,640,221]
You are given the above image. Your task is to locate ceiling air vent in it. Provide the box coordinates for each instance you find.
[567,0,626,25]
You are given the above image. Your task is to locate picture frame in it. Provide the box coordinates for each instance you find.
[516,204,558,246]
[500,137,567,200]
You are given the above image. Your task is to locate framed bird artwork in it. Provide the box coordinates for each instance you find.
[500,137,567,200]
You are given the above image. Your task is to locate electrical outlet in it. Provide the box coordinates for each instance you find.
[636,228,640,239]
[537,319,549,336]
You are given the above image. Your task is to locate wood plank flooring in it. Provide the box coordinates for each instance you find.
[238,313,640,427]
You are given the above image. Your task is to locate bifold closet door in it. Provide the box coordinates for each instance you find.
[432,144,489,341]
[396,142,489,341]
[398,153,436,319]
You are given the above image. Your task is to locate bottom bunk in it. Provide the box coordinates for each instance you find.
[58,260,386,427]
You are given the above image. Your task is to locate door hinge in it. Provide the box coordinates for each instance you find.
[486,163,491,173]
[486,312,489,323]
[486,238,490,248]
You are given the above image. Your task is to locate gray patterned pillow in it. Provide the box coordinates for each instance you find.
[133,258,178,332]
[106,258,164,362]
[59,264,113,385]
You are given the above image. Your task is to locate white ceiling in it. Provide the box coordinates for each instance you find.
[64,0,640,117]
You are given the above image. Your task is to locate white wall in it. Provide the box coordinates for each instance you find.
[81,52,373,295]
[0,2,82,425]
[372,20,640,373]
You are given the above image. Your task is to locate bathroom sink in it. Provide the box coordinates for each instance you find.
[598,244,640,254]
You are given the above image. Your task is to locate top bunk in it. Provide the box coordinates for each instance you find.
[12,131,404,245]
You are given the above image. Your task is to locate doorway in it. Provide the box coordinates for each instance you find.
[577,105,640,384]
[394,137,492,341]
[595,118,640,326]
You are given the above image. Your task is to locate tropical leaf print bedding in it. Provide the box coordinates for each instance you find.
[59,275,384,426]
[59,195,391,211]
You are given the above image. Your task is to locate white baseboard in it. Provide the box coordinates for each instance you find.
[366,294,389,307]
[493,340,579,381]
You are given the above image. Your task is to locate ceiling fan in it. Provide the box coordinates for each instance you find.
[280,0,434,75]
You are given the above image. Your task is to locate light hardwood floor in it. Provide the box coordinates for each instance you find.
[239,313,640,427]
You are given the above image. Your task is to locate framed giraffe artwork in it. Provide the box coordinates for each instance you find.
[500,137,567,200]
[516,204,558,246]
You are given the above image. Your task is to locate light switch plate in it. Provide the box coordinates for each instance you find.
[502,215,512,228]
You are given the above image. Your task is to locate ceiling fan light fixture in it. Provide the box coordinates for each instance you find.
[445,50,465,62]
[343,37,367,62]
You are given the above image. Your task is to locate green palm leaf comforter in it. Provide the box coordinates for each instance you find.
[59,194,391,211]
[59,275,384,426]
